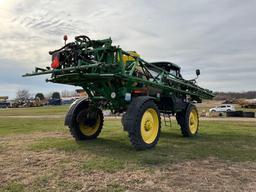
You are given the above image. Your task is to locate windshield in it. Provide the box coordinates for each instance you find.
[169,69,177,76]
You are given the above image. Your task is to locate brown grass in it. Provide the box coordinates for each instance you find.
[1,131,256,192]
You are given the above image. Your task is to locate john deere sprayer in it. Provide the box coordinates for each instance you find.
[24,35,214,149]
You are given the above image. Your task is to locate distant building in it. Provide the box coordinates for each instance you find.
[0,96,10,108]
[0,96,8,101]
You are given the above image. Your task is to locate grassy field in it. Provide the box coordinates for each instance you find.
[0,106,256,191]
[0,99,254,117]
[0,105,69,116]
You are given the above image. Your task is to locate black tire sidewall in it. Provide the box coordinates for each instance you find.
[130,100,161,149]
[181,104,199,137]
[71,106,104,140]
[176,112,183,125]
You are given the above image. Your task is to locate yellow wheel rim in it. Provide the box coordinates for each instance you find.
[79,115,101,136]
[140,108,159,144]
[189,109,198,134]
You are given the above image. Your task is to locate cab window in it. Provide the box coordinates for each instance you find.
[169,69,177,76]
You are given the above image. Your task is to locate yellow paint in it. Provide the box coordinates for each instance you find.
[122,51,140,64]
[140,108,159,144]
[79,116,100,136]
[189,109,198,134]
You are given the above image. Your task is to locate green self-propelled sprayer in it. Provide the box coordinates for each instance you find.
[23,35,214,149]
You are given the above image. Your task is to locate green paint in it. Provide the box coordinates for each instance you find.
[23,35,214,112]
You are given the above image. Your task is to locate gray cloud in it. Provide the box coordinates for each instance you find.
[0,59,76,98]
[0,0,255,98]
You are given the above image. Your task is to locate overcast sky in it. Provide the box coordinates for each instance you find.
[0,0,255,98]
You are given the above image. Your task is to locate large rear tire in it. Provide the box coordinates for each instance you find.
[69,106,104,140]
[176,104,199,137]
[123,98,161,150]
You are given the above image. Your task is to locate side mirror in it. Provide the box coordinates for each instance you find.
[63,35,68,45]
[196,69,200,76]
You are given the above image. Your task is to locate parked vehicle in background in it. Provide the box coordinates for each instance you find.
[0,101,10,108]
[48,98,62,105]
[0,96,10,108]
[47,92,62,105]
[61,97,78,105]
[209,104,235,112]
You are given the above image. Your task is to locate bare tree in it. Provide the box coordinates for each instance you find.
[35,93,45,100]
[16,89,31,101]
[52,92,61,99]
[214,91,256,100]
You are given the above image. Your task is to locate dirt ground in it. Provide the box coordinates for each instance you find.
[1,132,256,192]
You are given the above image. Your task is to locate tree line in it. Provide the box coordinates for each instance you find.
[214,91,256,100]
[16,89,76,101]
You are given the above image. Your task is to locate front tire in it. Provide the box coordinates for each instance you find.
[69,106,104,140]
[176,104,199,137]
[123,98,161,150]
